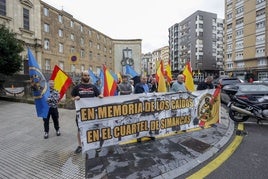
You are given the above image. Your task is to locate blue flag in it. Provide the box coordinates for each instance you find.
[88,69,98,85]
[28,48,50,118]
[126,65,138,78]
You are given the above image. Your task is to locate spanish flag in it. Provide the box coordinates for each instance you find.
[165,60,172,84]
[102,65,117,97]
[182,61,195,92]
[50,65,72,100]
[155,60,167,92]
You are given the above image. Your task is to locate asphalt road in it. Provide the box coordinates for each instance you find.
[206,119,268,179]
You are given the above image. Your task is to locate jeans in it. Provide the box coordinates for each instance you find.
[43,107,59,133]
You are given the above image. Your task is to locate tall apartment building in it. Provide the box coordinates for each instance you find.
[224,0,268,80]
[151,46,170,75]
[169,10,224,81]
[141,53,152,76]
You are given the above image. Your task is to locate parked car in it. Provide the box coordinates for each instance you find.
[253,78,268,85]
[221,83,268,104]
[213,76,242,88]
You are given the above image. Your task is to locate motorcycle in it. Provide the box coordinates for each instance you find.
[223,83,268,123]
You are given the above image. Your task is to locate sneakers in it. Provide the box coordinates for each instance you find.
[44,132,49,139]
[56,130,61,136]
[75,146,82,154]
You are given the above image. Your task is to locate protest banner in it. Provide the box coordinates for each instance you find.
[75,90,220,152]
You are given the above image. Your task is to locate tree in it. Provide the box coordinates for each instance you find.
[0,25,24,76]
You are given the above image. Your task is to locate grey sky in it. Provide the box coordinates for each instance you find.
[42,0,224,53]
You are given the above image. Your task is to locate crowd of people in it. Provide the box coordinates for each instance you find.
[42,70,216,154]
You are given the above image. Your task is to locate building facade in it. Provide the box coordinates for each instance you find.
[224,0,268,81]
[0,0,42,74]
[0,0,142,77]
[169,10,224,81]
[151,46,170,75]
[113,39,142,75]
[41,1,114,75]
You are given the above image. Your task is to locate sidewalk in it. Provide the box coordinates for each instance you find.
[0,100,234,179]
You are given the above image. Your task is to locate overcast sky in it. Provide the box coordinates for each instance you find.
[42,0,224,53]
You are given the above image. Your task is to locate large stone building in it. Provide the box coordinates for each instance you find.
[0,0,43,74]
[0,0,142,76]
[169,10,224,81]
[224,0,268,80]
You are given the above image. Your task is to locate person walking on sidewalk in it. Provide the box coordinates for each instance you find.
[71,71,103,154]
[43,80,60,139]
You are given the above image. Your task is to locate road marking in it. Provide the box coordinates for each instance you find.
[243,121,268,125]
[186,123,244,179]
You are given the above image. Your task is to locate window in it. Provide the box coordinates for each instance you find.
[45,59,50,70]
[256,34,265,42]
[235,40,243,48]
[70,46,75,53]
[236,29,243,36]
[23,8,30,30]
[97,43,100,50]
[256,0,266,4]
[44,23,49,32]
[81,64,85,71]
[80,38,84,45]
[70,20,74,27]
[89,41,92,47]
[236,18,244,25]
[80,49,85,58]
[256,8,265,17]
[88,30,92,36]
[58,29,63,37]
[71,64,76,72]
[70,34,74,41]
[227,53,232,59]
[80,25,83,32]
[89,51,93,60]
[256,21,265,29]
[236,6,244,14]
[43,7,49,16]
[59,62,64,70]
[227,13,232,20]
[256,47,265,54]
[59,43,63,53]
[258,59,267,66]
[44,39,50,50]
[58,15,63,23]
[0,0,6,16]
[227,23,232,29]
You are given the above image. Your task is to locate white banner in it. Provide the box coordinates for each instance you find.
[75,90,220,152]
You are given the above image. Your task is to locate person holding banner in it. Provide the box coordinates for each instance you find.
[134,75,150,94]
[71,71,103,154]
[171,74,187,92]
[197,76,214,90]
[43,80,60,139]
[117,75,132,95]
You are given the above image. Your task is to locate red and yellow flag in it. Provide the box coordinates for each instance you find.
[50,65,72,100]
[103,65,117,97]
[182,61,195,92]
[155,60,167,92]
[165,60,172,83]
